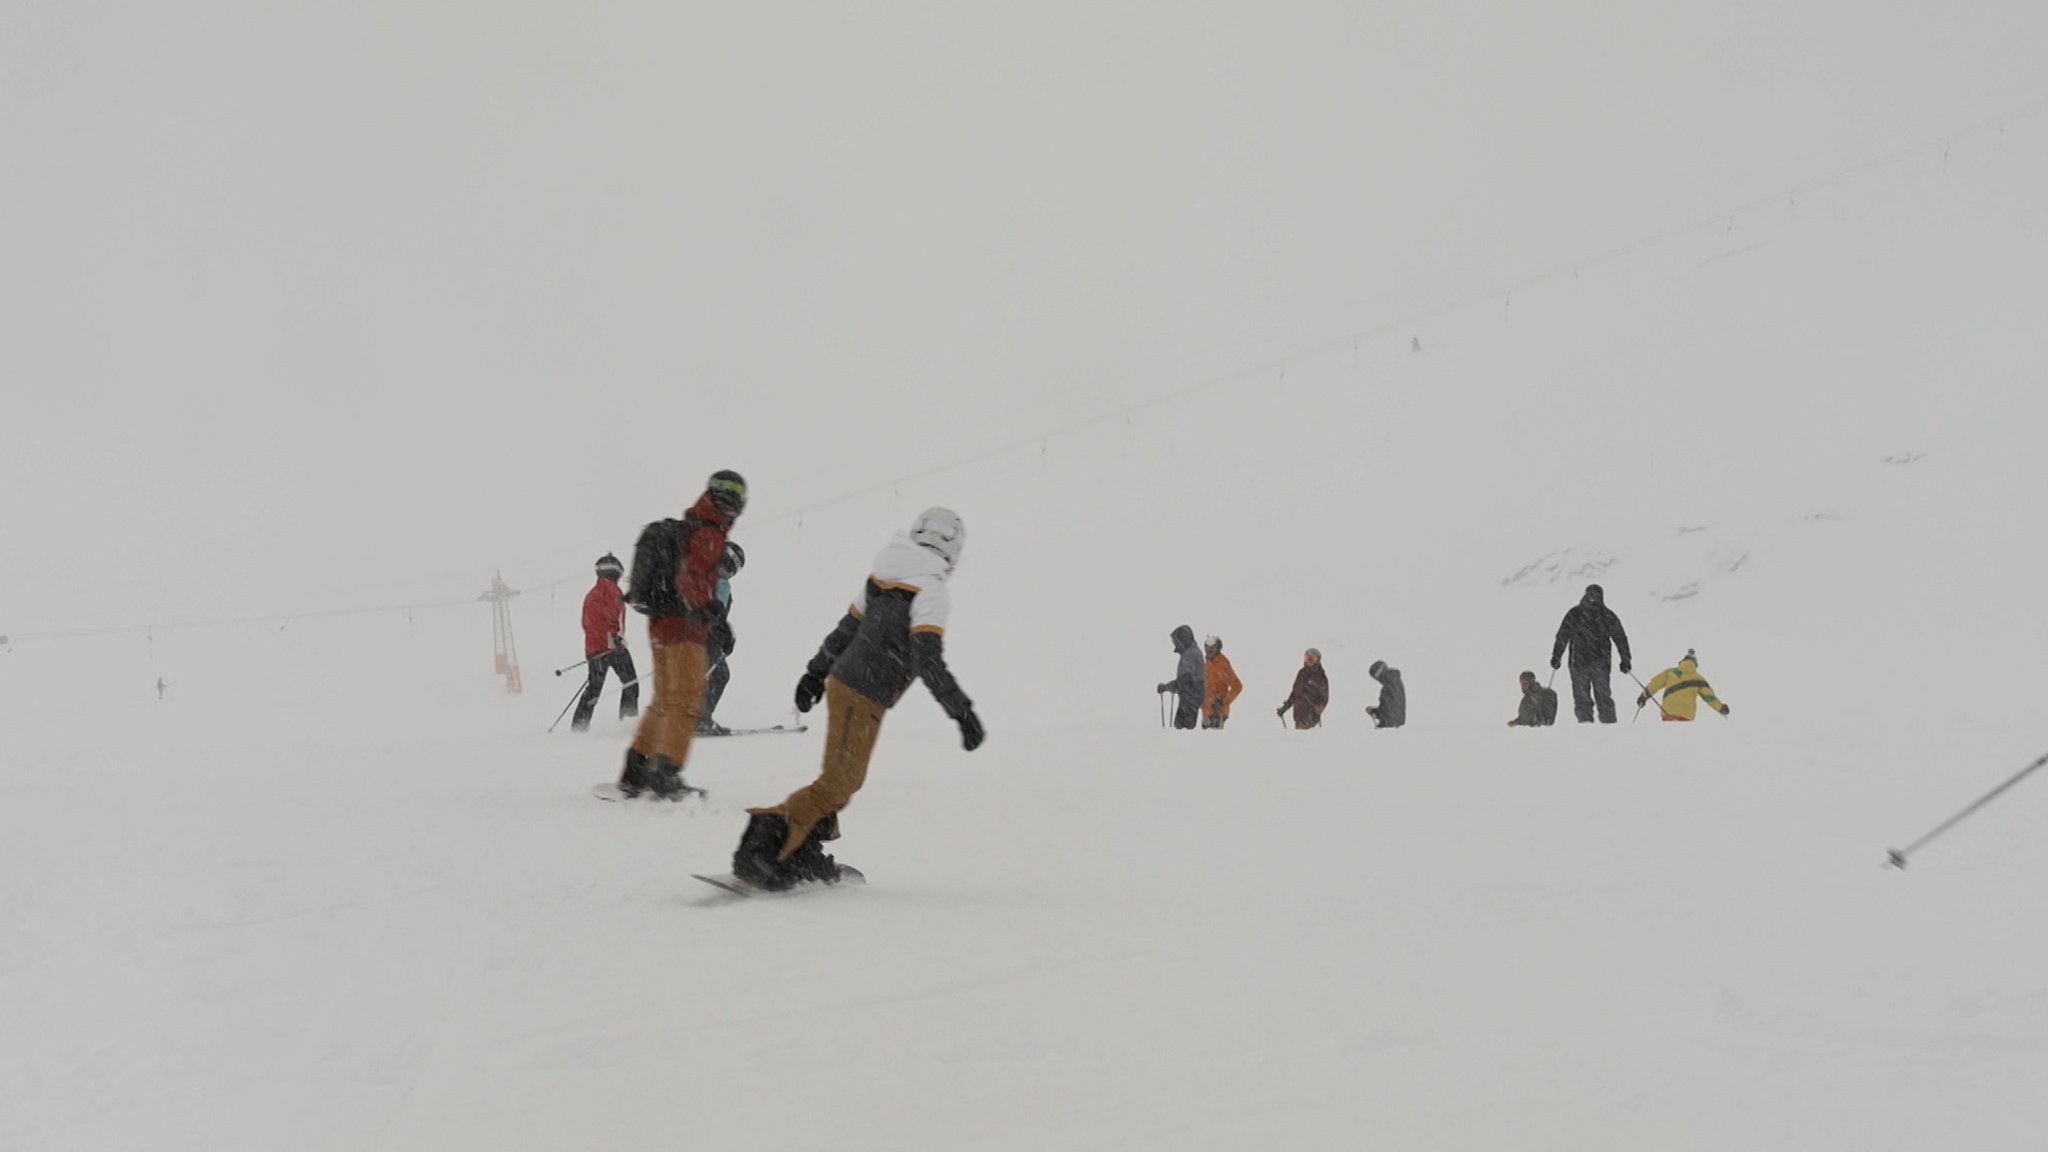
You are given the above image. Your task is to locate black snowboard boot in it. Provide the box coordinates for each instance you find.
[617,748,651,797]
[733,813,796,891]
[647,756,694,800]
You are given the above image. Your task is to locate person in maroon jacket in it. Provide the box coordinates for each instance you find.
[571,554,638,732]
[1277,648,1330,729]
[617,470,746,798]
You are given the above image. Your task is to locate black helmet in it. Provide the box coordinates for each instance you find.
[718,541,746,577]
[706,469,748,517]
[595,553,624,579]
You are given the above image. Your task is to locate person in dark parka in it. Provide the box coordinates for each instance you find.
[1365,660,1405,728]
[1157,625,1204,729]
[1278,648,1330,728]
[1508,670,1558,727]
[1551,583,1632,724]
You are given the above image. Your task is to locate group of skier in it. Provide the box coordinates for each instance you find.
[585,470,982,891]
[573,536,745,737]
[1150,582,1731,734]
[1545,583,1731,724]
[1157,632,1405,731]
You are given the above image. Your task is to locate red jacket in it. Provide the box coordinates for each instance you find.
[648,493,732,648]
[582,578,625,657]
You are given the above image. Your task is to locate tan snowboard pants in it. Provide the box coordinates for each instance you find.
[752,677,887,859]
[629,641,706,765]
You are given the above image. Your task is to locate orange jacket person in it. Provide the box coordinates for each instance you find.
[1201,636,1244,729]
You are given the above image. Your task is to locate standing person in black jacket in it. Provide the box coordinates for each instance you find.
[1156,625,1204,730]
[1551,584,1632,724]
[1365,660,1406,728]
[730,509,982,890]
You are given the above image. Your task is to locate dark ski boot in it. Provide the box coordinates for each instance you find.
[647,756,699,800]
[617,747,651,798]
[733,813,796,891]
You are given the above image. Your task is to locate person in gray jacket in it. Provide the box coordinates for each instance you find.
[1156,625,1204,729]
[1366,660,1406,728]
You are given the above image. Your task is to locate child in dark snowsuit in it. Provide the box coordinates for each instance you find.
[1366,660,1406,728]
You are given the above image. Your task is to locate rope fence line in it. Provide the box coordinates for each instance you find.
[13,100,2044,641]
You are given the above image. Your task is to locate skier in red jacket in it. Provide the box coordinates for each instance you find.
[571,554,638,731]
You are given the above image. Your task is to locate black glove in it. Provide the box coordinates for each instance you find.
[955,706,984,751]
[608,633,624,652]
[1637,693,1649,708]
[1276,704,1288,717]
[1619,660,1632,675]
[701,598,728,622]
[1550,655,1562,671]
[1718,703,1730,716]
[795,672,826,713]
[1157,682,1172,695]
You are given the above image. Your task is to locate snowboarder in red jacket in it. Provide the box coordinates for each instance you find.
[571,554,638,731]
[617,470,745,798]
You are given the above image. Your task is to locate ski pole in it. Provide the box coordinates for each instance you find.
[1627,671,1673,721]
[554,654,601,676]
[547,682,583,733]
[1158,691,1167,728]
[1886,749,2048,869]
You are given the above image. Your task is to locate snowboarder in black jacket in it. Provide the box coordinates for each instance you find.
[1366,660,1406,728]
[1550,584,1631,724]
[1157,625,1204,729]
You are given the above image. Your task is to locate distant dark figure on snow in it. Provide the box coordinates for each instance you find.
[731,508,981,891]
[1551,583,1632,724]
[156,676,166,702]
[1508,671,1559,727]
[1201,636,1244,730]
[572,553,639,731]
[698,542,745,736]
[1157,625,1204,729]
[1636,649,1730,721]
[1365,660,1405,728]
[1278,648,1329,729]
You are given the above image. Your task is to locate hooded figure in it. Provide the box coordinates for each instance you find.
[1157,625,1205,729]
[1550,583,1632,724]
[1365,660,1406,728]
[1279,649,1329,729]
[1201,636,1244,729]
[1509,671,1558,727]
[1636,650,1730,721]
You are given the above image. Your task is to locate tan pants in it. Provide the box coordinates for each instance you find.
[752,677,886,859]
[629,641,706,765]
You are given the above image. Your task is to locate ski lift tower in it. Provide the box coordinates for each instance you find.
[479,571,522,694]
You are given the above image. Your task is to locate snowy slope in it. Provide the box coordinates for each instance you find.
[7,5,2048,1151]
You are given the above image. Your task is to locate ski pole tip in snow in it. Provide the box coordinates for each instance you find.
[1884,849,1908,870]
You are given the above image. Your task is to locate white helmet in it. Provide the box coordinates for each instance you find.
[909,507,965,569]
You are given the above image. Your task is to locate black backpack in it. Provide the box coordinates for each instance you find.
[625,517,706,617]
[1536,687,1560,726]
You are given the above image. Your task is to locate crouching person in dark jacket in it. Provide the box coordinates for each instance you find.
[1157,624,1204,729]
[1508,671,1558,727]
[1365,660,1406,728]
[731,509,982,891]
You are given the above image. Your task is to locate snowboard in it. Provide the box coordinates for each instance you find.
[697,723,808,738]
[591,782,707,803]
[691,865,865,899]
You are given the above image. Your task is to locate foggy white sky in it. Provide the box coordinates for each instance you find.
[3,0,2041,632]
